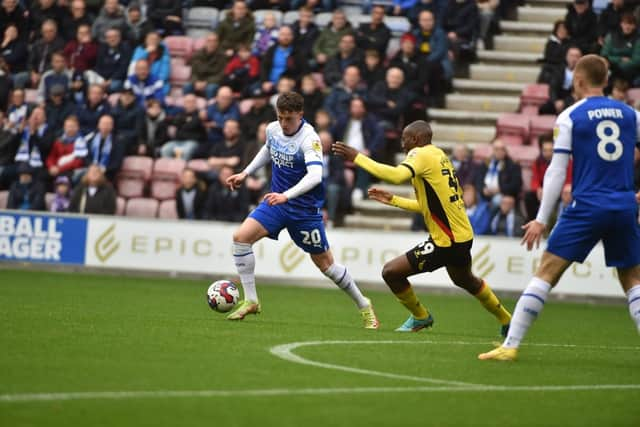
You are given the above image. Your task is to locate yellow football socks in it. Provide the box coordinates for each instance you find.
[395,287,429,320]
[475,281,512,325]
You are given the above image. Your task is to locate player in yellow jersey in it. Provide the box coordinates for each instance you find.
[333,120,512,334]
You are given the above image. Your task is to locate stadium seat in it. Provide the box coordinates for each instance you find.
[283,10,299,25]
[164,36,193,60]
[45,192,55,211]
[496,113,530,146]
[521,166,533,192]
[117,176,146,199]
[383,16,411,36]
[125,197,159,218]
[186,159,210,173]
[116,196,126,215]
[158,199,178,219]
[520,105,539,117]
[170,64,192,87]
[508,145,540,168]
[253,9,283,28]
[520,83,550,111]
[120,156,154,181]
[192,37,206,52]
[499,134,526,146]
[153,158,186,180]
[151,180,179,201]
[472,143,492,162]
[529,115,557,145]
[0,190,8,208]
[187,28,210,39]
[170,56,186,68]
[186,7,218,29]
[315,12,333,27]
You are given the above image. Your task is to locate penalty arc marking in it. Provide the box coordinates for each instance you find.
[1,340,639,403]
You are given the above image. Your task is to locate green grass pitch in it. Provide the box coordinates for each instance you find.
[1,268,639,427]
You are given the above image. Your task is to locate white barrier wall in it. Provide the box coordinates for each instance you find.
[80,214,622,298]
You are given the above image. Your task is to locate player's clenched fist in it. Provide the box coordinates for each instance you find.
[226,172,247,191]
[332,142,359,161]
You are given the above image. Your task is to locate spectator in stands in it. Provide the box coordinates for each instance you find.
[69,163,116,214]
[368,67,411,131]
[14,107,55,176]
[392,0,418,19]
[92,0,128,43]
[124,59,165,107]
[5,88,27,134]
[202,86,241,145]
[300,74,324,125]
[361,49,385,90]
[26,20,65,90]
[76,84,111,135]
[112,88,145,155]
[204,165,250,222]
[176,167,206,220]
[610,78,630,102]
[206,119,244,177]
[450,144,479,188]
[0,110,19,186]
[217,0,256,56]
[49,175,71,212]
[7,163,46,210]
[185,32,227,100]
[414,10,452,82]
[239,87,276,141]
[0,0,28,39]
[312,9,353,68]
[292,6,320,63]
[601,13,640,87]
[2,24,28,80]
[260,26,305,94]
[290,0,335,12]
[63,24,98,76]
[538,46,582,115]
[253,11,279,57]
[128,32,170,95]
[46,115,86,180]
[444,0,479,71]
[598,0,629,43]
[92,28,132,94]
[146,0,184,36]
[37,51,71,104]
[80,114,124,181]
[125,3,153,46]
[314,108,332,132]
[489,195,524,237]
[160,94,206,160]
[30,0,65,40]
[222,43,260,95]
[463,183,491,235]
[390,33,423,96]
[61,0,94,42]
[323,33,364,87]
[541,20,569,66]
[323,65,367,120]
[564,0,598,54]
[319,129,347,226]
[44,84,76,131]
[0,57,8,109]
[269,75,296,109]
[355,5,391,56]
[139,99,168,156]
[331,97,384,202]
[478,138,522,208]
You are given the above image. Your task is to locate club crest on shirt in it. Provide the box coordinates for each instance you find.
[311,140,322,153]
[553,126,559,140]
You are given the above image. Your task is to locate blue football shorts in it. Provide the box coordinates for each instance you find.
[249,202,329,254]
[546,201,640,268]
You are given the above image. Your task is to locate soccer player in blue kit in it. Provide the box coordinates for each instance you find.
[223,92,380,328]
[480,55,640,361]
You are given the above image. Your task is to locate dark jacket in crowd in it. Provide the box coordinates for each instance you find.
[564,4,598,53]
[331,112,385,158]
[444,0,479,42]
[61,11,95,42]
[69,183,117,214]
[29,36,66,74]
[146,0,183,34]
[175,186,206,219]
[204,180,250,222]
[217,13,256,52]
[259,44,307,82]
[355,22,391,56]
[477,156,523,199]
[45,98,77,131]
[76,100,111,135]
[112,99,145,151]
[190,47,227,85]
[95,41,132,81]
[367,81,411,125]
[1,37,28,73]
[541,35,568,65]
[0,3,29,38]
[30,3,65,39]
[239,102,276,140]
[292,21,320,58]
[169,110,207,142]
[7,180,46,210]
[323,49,365,87]
[597,2,630,39]
[0,128,18,167]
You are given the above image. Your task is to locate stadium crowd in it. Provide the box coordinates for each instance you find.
[0,0,638,236]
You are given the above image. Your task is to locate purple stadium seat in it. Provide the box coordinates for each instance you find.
[529,115,557,145]
[158,199,178,219]
[187,159,210,173]
[151,180,179,201]
[120,156,154,181]
[153,158,186,180]
[508,145,540,168]
[125,197,159,218]
[0,190,8,209]
[116,196,126,215]
[165,36,193,60]
[496,113,530,146]
[117,177,145,199]
[520,84,550,111]
[192,37,206,52]
[170,64,192,87]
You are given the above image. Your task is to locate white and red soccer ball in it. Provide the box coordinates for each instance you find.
[206,280,240,312]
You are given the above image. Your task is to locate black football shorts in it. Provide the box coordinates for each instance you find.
[405,236,473,273]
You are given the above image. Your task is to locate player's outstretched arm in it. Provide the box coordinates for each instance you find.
[332,142,412,185]
[369,188,421,213]
[226,145,271,190]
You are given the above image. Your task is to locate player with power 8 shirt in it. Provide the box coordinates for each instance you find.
[223,92,379,329]
[480,54,640,361]
[333,121,512,334]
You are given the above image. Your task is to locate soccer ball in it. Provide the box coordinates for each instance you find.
[206,280,240,312]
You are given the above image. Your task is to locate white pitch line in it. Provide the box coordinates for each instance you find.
[2,384,640,403]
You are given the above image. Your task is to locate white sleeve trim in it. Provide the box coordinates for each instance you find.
[283,164,323,200]
[535,152,570,225]
[242,145,271,176]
